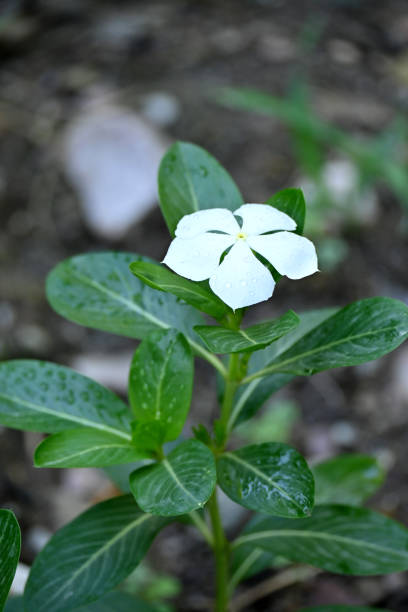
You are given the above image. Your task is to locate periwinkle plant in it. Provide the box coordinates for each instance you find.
[1,142,408,612]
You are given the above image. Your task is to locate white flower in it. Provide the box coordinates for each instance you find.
[162,204,318,310]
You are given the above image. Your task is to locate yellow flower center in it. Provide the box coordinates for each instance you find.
[236,231,247,240]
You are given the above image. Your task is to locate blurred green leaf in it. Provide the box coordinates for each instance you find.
[313,454,385,506]
[0,510,20,611]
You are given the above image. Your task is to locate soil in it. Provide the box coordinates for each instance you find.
[1,0,408,610]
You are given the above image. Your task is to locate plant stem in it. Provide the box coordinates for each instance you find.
[208,489,229,612]
[218,353,240,449]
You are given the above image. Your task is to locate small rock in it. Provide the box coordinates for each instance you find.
[0,302,15,331]
[257,33,296,62]
[330,421,358,446]
[211,28,248,54]
[328,39,361,65]
[141,92,181,127]
[10,563,30,595]
[62,102,167,240]
[27,526,52,554]
[70,351,134,393]
[391,345,408,404]
[14,324,51,353]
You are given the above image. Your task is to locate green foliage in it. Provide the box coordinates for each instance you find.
[0,510,20,611]
[228,308,338,430]
[129,329,193,442]
[24,496,169,612]
[194,310,299,354]
[217,443,314,518]
[313,454,385,506]
[233,505,408,575]
[46,252,204,345]
[0,360,131,435]
[129,260,230,320]
[158,141,243,235]
[0,141,407,612]
[34,429,149,468]
[130,440,216,516]
[246,297,408,378]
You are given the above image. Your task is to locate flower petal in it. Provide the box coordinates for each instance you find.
[175,208,240,239]
[209,241,275,310]
[248,231,318,279]
[163,233,235,281]
[234,203,296,235]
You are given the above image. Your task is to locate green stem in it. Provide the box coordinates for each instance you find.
[218,353,240,447]
[208,489,229,612]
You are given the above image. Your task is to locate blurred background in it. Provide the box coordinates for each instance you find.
[1,0,408,610]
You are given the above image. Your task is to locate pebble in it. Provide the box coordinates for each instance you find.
[70,351,134,393]
[62,102,167,240]
[141,92,181,127]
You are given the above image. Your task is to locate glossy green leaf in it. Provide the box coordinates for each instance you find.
[158,141,244,235]
[5,593,157,612]
[228,308,338,430]
[130,440,216,516]
[34,429,149,468]
[46,252,203,345]
[250,298,408,378]
[266,188,306,235]
[232,504,408,575]
[24,496,169,612]
[314,454,385,506]
[195,310,299,354]
[217,442,314,517]
[129,260,230,320]
[131,421,166,454]
[300,607,392,612]
[0,360,131,436]
[0,510,20,611]
[129,329,193,441]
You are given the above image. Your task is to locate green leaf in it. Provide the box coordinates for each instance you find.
[24,496,169,612]
[131,421,166,455]
[129,329,193,441]
[251,298,408,378]
[76,592,158,612]
[0,360,131,436]
[217,442,314,518]
[0,510,20,611]
[5,593,157,612]
[228,308,338,430]
[34,429,149,468]
[314,454,385,506]
[232,504,408,575]
[195,311,299,354]
[266,188,306,235]
[299,607,392,612]
[46,252,203,345]
[129,261,230,320]
[158,141,244,235]
[130,440,216,516]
